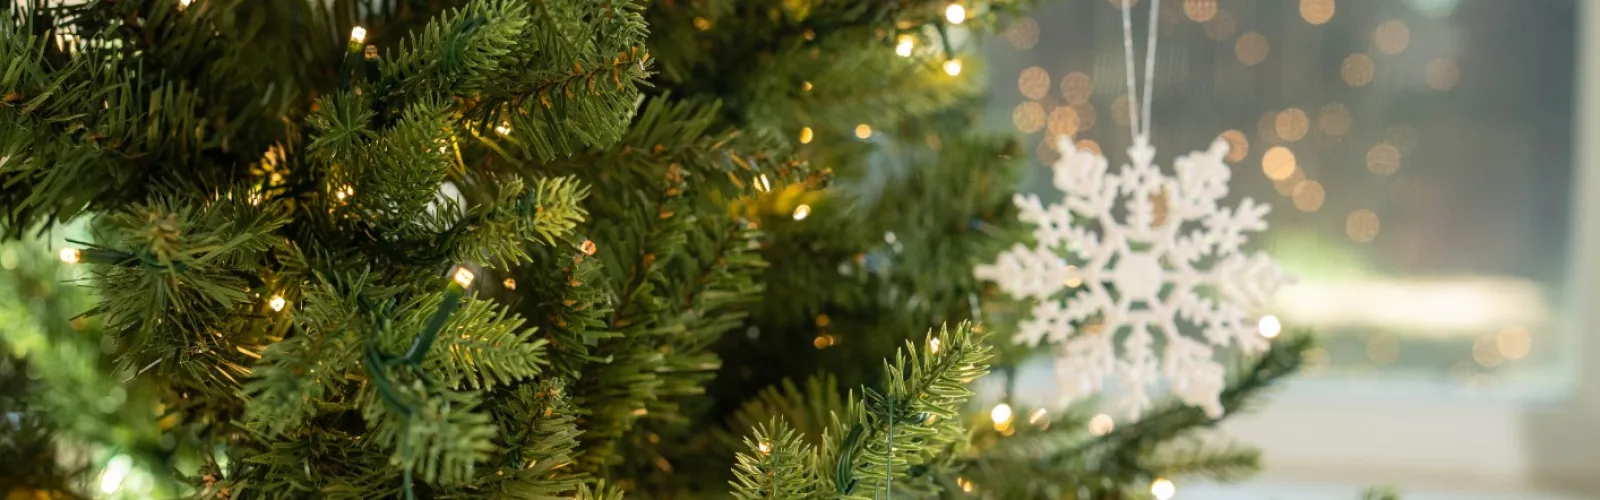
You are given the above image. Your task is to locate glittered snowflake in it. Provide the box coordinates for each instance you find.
[976,135,1290,419]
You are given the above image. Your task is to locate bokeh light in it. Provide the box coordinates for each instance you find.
[1235,32,1269,66]
[1346,209,1381,243]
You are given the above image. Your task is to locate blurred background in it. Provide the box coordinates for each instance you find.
[981,0,1600,498]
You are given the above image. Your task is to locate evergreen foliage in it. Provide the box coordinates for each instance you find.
[0,0,1315,498]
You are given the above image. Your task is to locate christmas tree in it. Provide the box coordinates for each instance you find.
[0,0,1310,498]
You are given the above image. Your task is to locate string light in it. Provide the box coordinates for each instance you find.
[1088,413,1115,436]
[350,26,367,44]
[895,34,915,57]
[799,127,814,144]
[945,3,967,24]
[453,267,476,288]
[178,0,193,8]
[957,477,975,493]
[929,337,941,353]
[990,403,1013,425]
[1151,478,1176,500]
[502,278,517,290]
[757,441,771,454]
[943,59,963,76]
[58,248,81,264]
[1258,315,1282,338]
[792,204,811,221]
[581,239,598,256]
[99,455,133,494]
[1026,408,1049,426]
[268,294,286,312]
[755,174,773,193]
[495,123,512,136]
[802,81,813,92]
[854,124,872,139]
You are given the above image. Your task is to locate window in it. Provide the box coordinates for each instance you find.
[989,0,1600,496]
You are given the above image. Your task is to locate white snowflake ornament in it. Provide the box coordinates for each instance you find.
[978,133,1290,419]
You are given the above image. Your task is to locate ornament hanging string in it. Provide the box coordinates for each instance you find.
[1120,0,1161,142]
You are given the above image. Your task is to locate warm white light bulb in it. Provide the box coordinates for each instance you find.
[792,204,811,221]
[350,26,367,43]
[945,3,967,24]
[989,403,1013,425]
[757,441,771,454]
[929,337,942,354]
[453,267,476,288]
[943,59,963,76]
[1151,478,1176,500]
[58,248,81,264]
[178,0,193,8]
[1027,408,1049,426]
[895,35,915,57]
[268,294,286,312]
[1088,413,1115,436]
[495,123,512,136]
[1258,315,1282,338]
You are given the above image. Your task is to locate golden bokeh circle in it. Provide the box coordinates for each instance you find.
[1257,111,1280,143]
[1219,129,1249,163]
[1346,209,1381,243]
[1036,136,1061,165]
[1366,143,1401,176]
[1497,326,1532,360]
[1013,102,1046,134]
[1262,146,1296,180]
[1426,58,1460,91]
[1047,106,1080,138]
[1293,180,1326,212]
[1060,72,1094,106]
[1019,66,1052,101]
[1074,103,1098,132]
[1235,32,1269,66]
[1203,10,1238,41]
[1342,53,1375,87]
[1183,0,1218,22]
[1318,102,1352,137]
[1300,0,1335,25]
[1075,139,1104,156]
[1275,108,1310,142]
[1005,17,1041,50]
[1376,20,1411,55]
[1273,168,1305,196]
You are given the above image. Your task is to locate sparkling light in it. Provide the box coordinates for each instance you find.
[495,123,512,136]
[792,204,811,221]
[758,441,771,454]
[502,278,517,290]
[799,127,814,144]
[453,267,476,288]
[855,124,872,139]
[929,337,942,353]
[945,3,967,24]
[59,248,81,264]
[943,59,963,76]
[268,294,287,312]
[1258,315,1282,338]
[179,0,193,8]
[895,35,915,57]
[1026,408,1049,426]
[1151,478,1176,500]
[1088,413,1115,436]
[990,403,1013,425]
[100,455,133,494]
[350,26,367,44]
